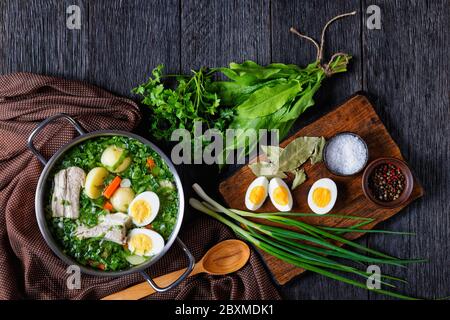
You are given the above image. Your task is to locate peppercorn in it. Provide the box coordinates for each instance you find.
[368,163,405,202]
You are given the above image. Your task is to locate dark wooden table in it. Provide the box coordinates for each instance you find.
[1,0,448,299]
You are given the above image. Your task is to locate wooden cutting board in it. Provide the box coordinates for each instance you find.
[219,94,424,285]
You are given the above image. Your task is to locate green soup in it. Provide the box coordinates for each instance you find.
[46,136,179,271]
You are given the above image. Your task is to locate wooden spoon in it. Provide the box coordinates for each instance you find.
[101,239,250,300]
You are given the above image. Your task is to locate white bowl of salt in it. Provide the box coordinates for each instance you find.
[323,132,369,176]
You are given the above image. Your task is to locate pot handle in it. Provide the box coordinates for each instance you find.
[27,113,86,165]
[140,238,195,293]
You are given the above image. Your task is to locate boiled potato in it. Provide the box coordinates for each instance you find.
[110,187,135,212]
[84,167,109,199]
[101,145,131,173]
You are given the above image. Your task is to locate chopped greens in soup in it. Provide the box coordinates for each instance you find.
[47,136,178,271]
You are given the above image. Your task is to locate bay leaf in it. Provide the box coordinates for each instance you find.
[249,161,287,179]
[291,168,307,190]
[310,136,326,164]
[278,136,321,171]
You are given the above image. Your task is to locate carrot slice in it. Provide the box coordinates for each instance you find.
[103,201,113,211]
[146,157,156,170]
[103,176,122,199]
[97,263,106,271]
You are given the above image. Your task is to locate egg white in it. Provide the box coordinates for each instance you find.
[307,178,337,215]
[245,176,269,211]
[127,228,165,257]
[127,191,160,226]
[268,178,293,212]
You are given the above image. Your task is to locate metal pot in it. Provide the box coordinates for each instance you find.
[27,113,194,292]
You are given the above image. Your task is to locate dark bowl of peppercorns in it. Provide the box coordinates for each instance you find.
[362,157,414,208]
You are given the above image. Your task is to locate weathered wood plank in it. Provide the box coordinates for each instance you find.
[0,0,448,301]
[219,95,424,298]
[271,0,365,299]
[271,0,363,136]
[362,0,450,299]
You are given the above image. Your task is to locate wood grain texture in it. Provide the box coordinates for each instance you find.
[270,0,366,299]
[362,0,450,299]
[0,0,181,94]
[219,95,424,284]
[102,239,251,300]
[0,0,88,78]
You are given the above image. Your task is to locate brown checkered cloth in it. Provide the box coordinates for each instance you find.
[0,72,280,300]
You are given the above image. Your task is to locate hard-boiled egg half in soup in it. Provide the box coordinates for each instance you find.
[128,191,160,226]
[268,178,293,212]
[127,228,164,257]
[245,176,269,211]
[307,178,337,215]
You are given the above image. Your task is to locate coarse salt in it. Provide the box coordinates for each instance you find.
[325,134,368,175]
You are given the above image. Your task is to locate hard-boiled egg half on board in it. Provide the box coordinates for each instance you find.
[245,176,269,211]
[268,178,293,212]
[307,178,337,215]
[127,228,164,257]
[128,191,160,226]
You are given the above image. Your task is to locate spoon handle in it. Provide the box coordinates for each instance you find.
[101,265,202,300]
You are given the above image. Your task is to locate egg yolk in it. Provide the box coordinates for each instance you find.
[249,186,266,205]
[312,187,331,208]
[130,200,151,224]
[273,186,289,206]
[129,234,153,256]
